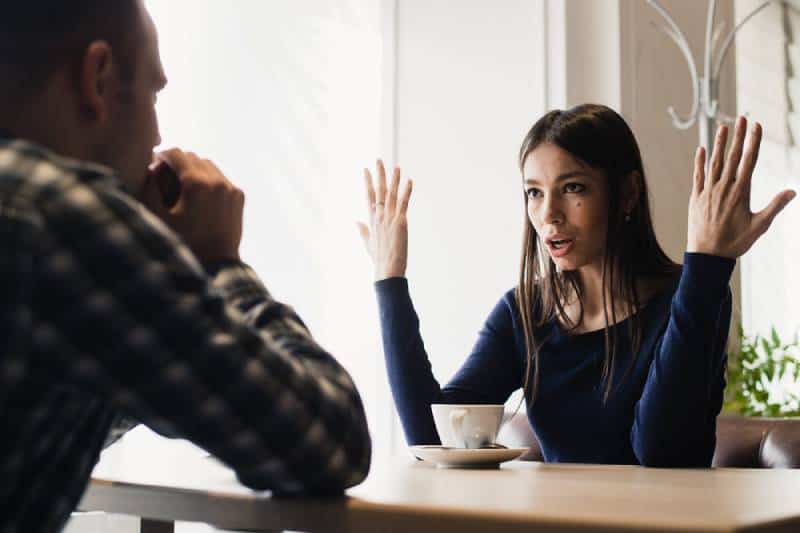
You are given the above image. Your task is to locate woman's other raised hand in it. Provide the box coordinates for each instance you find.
[687,116,796,259]
[357,159,413,281]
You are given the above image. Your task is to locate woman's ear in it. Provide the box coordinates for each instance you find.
[623,170,642,214]
[79,41,115,123]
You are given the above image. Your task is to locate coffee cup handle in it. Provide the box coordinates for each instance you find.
[449,408,468,446]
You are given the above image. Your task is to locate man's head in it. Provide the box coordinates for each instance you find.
[0,0,167,192]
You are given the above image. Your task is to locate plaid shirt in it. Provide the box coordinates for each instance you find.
[0,135,371,533]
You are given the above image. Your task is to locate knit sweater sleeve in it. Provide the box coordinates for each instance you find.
[376,278,522,445]
[631,252,734,467]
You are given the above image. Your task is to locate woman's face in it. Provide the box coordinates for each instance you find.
[522,143,609,272]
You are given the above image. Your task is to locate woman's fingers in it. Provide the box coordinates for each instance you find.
[364,168,376,212]
[707,124,729,188]
[358,160,411,280]
[356,221,371,249]
[693,146,706,194]
[720,116,746,185]
[375,159,388,220]
[734,122,763,202]
[398,178,413,215]
[377,159,388,202]
[363,158,411,220]
[752,189,797,236]
[386,166,401,215]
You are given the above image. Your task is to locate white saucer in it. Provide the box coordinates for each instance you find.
[410,445,528,468]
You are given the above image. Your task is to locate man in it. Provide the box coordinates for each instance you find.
[0,1,371,531]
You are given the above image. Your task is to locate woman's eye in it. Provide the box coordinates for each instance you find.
[564,183,585,193]
[526,188,541,198]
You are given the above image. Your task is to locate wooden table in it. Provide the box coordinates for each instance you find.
[80,440,800,532]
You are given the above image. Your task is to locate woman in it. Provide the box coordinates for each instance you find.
[357,104,795,467]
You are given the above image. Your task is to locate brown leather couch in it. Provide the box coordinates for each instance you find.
[498,412,800,467]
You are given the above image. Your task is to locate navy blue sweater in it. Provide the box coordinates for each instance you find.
[376,253,734,467]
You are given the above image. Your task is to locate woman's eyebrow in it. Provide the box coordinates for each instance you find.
[524,171,587,186]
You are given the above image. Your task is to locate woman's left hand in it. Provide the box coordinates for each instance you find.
[687,116,796,259]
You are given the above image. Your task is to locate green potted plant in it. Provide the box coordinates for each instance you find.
[724,326,800,417]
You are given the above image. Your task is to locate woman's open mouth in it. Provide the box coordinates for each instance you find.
[547,238,574,258]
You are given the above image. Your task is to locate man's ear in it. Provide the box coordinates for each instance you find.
[623,170,642,214]
[79,41,115,123]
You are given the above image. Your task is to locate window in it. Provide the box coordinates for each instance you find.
[141,0,389,453]
[735,0,800,342]
[110,0,545,462]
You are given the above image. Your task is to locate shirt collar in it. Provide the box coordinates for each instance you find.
[0,133,123,191]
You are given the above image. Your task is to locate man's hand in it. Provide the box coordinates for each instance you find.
[139,149,244,265]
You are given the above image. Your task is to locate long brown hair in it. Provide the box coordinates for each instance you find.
[516,104,680,406]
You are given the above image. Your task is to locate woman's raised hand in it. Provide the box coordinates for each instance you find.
[687,116,796,259]
[357,159,414,281]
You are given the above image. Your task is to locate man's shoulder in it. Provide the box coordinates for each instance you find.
[0,137,125,225]
[0,137,119,197]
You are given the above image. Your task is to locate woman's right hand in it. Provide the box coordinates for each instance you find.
[357,159,413,281]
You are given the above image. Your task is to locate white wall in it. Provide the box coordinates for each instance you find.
[559,0,622,110]
[388,0,546,449]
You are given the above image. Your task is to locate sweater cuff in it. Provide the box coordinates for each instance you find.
[375,276,408,289]
[678,252,735,305]
[375,277,410,302]
[375,277,415,328]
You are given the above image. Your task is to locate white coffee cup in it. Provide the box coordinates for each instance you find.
[431,404,504,448]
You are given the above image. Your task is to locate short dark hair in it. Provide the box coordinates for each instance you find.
[0,0,140,96]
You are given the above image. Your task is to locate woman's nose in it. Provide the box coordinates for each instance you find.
[541,195,564,225]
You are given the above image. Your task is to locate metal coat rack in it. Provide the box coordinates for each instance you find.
[646,0,780,155]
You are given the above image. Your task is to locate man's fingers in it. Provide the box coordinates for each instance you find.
[364,168,376,211]
[386,166,401,215]
[398,178,413,214]
[721,116,746,184]
[203,158,231,185]
[138,172,170,220]
[753,189,797,235]
[707,125,728,188]
[155,148,192,175]
[148,160,182,209]
[693,146,706,193]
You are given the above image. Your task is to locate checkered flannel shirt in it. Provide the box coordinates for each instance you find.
[0,135,371,533]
